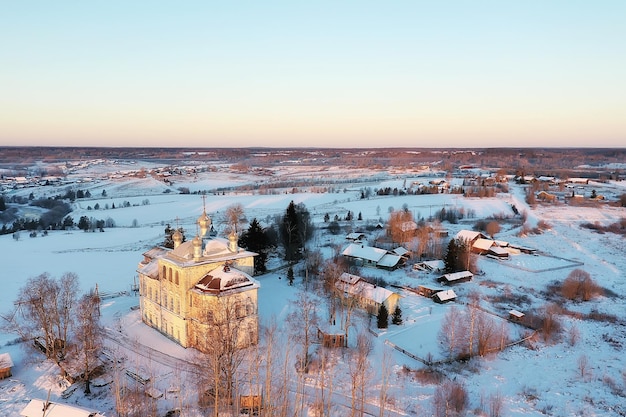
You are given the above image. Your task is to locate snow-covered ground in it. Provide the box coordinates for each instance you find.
[1,160,626,416]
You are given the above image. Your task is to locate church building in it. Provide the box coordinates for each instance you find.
[138,208,259,352]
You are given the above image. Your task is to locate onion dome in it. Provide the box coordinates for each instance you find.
[172,229,183,248]
[198,211,212,237]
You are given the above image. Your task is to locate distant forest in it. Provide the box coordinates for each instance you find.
[1,146,625,179]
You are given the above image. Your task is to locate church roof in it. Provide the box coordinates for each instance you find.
[165,236,256,265]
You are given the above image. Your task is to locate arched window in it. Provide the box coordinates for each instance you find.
[175,271,179,285]
[162,265,166,279]
[246,297,254,315]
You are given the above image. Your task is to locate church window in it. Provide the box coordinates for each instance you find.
[175,271,179,285]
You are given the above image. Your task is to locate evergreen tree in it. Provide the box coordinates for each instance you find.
[101,189,107,197]
[239,218,273,273]
[377,304,389,329]
[391,305,403,325]
[163,224,185,249]
[78,216,90,231]
[324,213,330,222]
[358,211,362,221]
[76,189,85,199]
[444,238,472,273]
[0,195,5,211]
[279,201,314,261]
[287,266,294,286]
[62,215,74,229]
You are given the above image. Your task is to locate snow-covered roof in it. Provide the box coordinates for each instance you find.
[455,229,486,242]
[473,238,495,251]
[489,246,509,256]
[20,399,105,417]
[377,253,402,268]
[339,272,361,285]
[393,246,409,256]
[137,258,159,278]
[434,289,457,302]
[342,243,387,263]
[336,278,398,305]
[509,309,525,318]
[165,237,256,265]
[423,260,445,271]
[346,232,366,241]
[0,352,13,368]
[439,270,473,282]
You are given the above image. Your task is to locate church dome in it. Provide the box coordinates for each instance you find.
[172,229,183,248]
[197,211,212,237]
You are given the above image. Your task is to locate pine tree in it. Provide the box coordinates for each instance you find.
[239,218,272,273]
[287,266,294,286]
[377,304,389,329]
[391,306,403,325]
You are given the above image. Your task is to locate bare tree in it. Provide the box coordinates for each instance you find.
[438,306,465,359]
[561,269,603,301]
[488,391,504,417]
[432,380,469,417]
[224,203,246,234]
[486,221,501,239]
[288,291,320,373]
[9,272,78,362]
[349,332,373,417]
[388,210,415,244]
[196,296,250,416]
[74,291,103,394]
[577,354,590,380]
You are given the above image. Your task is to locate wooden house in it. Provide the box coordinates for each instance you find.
[335,272,401,315]
[433,289,457,304]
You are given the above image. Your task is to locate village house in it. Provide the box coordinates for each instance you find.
[138,208,259,352]
[341,243,403,270]
[433,289,457,304]
[455,230,509,259]
[413,260,445,273]
[335,272,401,315]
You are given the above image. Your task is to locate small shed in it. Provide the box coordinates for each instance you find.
[346,232,366,242]
[433,289,457,304]
[437,270,474,285]
[508,310,525,322]
[317,327,347,348]
[416,285,442,298]
[0,352,13,379]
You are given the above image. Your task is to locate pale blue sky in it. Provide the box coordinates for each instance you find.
[1,1,625,148]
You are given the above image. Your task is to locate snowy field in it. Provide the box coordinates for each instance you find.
[1,160,626,416]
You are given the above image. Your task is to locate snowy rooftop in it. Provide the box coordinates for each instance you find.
[341,243,387,263]
[20,399,105,417]
[0,352,13,368]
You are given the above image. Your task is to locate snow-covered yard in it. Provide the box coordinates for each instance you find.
[1,160,626,417]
